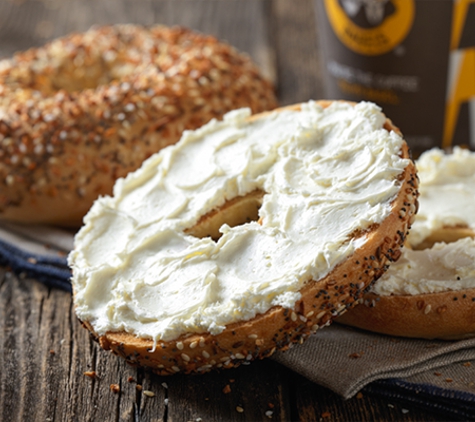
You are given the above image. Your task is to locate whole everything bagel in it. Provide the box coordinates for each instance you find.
[68,100,418,375]
[0,24,277,226]
[337,147,475,340]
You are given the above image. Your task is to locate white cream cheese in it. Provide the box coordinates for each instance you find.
[372,237,475,296]
[68,101,409,342]
[409,147,475,246]
[371,147,475,296]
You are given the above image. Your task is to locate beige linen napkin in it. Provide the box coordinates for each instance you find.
[273,323,475,399]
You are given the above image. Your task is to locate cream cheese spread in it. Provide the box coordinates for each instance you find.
[372,237,475,296]
[371,147,475,296]
[409,147,475,246]
[68,101,409,342]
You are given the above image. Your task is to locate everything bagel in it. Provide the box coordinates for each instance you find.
[0,24,277,226]
[337,147,475,340]
[68,101,418,374]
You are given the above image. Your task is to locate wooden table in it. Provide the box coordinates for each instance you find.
[0,1,458,420]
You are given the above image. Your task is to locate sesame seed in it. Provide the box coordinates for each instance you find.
[143,390,155,397]
[291,312,298,322]
[199,337,206,347]
[248,334,258,339]
[181,353,190,361]
[202,350,210,359]
[236,406,244,413]
[171,366,180,372]
[235,353,245,359]
[176,341,184,350]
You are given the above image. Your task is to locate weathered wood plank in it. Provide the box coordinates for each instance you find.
[266,0,324,105]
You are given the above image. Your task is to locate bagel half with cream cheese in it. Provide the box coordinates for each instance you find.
[0,24,277,226]
[68,100,418,375]
[337,147,475,340]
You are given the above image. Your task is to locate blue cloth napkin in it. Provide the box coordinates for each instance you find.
[0,222,73,292]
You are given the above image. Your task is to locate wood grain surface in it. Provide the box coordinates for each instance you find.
[0,0,458,421]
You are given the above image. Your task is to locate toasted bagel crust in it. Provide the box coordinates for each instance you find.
[77,101,418,375]
[337,290,475,340]
[0,25,277,226]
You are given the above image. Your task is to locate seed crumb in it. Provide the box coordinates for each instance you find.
[162,382,169,389]
[321,411,331,418]
[402,409,409,414]
[127,376,135,383]
[265,410,273,418]
[268,402,275,409]
[463,362,472,367]
[83,371,96,379]
[143,390,155,397]
[434,372,442,376]
[110,384,120,393]
[445,378,453,383]
[49,349,56,355]
[388,404,394,408]
[136,384,143,391]
[349,352,361,359]
[236,406,244,413]
[223,384,231,394]
[356,392,363,399]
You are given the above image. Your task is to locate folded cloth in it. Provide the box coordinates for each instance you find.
[0,222,73,291]
[1,223,475,419]
[273,325,475,420]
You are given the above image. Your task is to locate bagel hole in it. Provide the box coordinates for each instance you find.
[412,226,475,250]
[15,57,135,94]
[49,62,130,93]
[185,190,264,241]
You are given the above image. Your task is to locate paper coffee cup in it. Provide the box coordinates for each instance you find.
[315,0,475,155]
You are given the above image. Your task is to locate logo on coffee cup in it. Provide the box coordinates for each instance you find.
[324,0,415,56]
